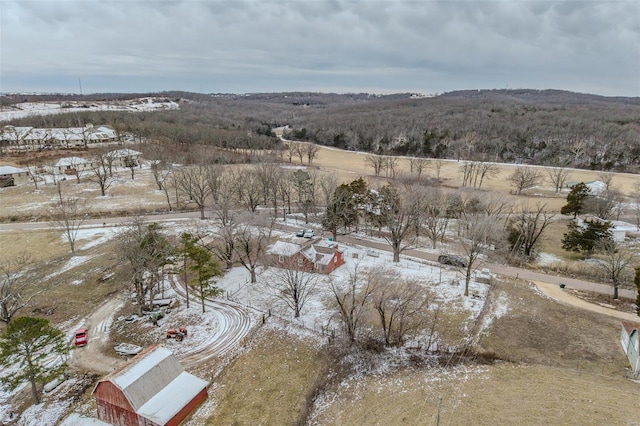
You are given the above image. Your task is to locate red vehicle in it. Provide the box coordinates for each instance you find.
[74,328,88,347]
[166,327,187,342]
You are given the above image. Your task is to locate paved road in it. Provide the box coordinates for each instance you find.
[4,212,636,300]
[291,227,636,300]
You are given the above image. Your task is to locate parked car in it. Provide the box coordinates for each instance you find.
[303,229,314,238]
[296,229,305,237]
[438,254,468,268]
[74,328,88,347]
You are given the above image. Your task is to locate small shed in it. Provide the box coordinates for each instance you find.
[93,345,208,426]
[0,165,30,187]
[620,321,640,378]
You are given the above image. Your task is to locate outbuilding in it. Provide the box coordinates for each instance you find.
[0,165,30,187]
[93,345,208,426]
[620,321,640,379]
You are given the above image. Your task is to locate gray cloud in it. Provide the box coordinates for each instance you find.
[1,0,638,95]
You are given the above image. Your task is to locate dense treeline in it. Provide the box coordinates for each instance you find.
[2,89,639,172]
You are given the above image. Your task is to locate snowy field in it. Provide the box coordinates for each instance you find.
[0,97,179,122]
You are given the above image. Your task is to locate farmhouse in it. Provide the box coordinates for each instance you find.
[53,157,94,176]
[0,165,30,187]
[268,238,346,274]
[93,345,208,426]
[0,124,118,150]
[109,148,142,167]
[620,322,640,379]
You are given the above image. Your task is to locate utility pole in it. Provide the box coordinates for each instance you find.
[436,396,442,426]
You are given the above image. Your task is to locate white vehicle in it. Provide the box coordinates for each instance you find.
[303,229,314,238]
[296,229,305,237]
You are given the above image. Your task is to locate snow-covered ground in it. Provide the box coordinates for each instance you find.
[1,214,495,425]
[0,97,179,122]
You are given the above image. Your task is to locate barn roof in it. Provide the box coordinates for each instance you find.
[95,345,208,424]
[137,371,208,425]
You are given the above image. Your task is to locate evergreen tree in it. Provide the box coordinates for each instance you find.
[0,316,68,405]
[562,218,613,256]
[182,233,222,313]
[561,182,591,218]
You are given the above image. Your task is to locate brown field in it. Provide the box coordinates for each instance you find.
[309,145,639,198]
[311,362,640,425]
[205,329,327,426]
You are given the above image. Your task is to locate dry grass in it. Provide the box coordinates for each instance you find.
[311,145,639,197]
[311,279,640,425]
[0,229,125,328]
[205,329,326,426]
[311,362,640,426]
[478,280,627,374]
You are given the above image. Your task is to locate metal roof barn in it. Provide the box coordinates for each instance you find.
[93,345,208,426]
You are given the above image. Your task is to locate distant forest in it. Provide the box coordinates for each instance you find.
[2,89,639,172]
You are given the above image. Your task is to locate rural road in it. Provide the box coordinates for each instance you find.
[70,298,127,374]
[328,231,637,300]
[3,212,635,300]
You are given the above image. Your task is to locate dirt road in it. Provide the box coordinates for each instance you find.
[534,281,640,322]
[70,298,126,374]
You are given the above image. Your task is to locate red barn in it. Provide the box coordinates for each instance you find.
[268,238,345,274]
[93,345,207,426]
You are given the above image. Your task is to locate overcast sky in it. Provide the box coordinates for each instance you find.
[1,0,638,96]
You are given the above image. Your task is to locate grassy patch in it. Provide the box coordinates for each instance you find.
[206,329,326,426]
[478,280,627,374]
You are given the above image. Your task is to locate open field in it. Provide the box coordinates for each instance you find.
[205,329,327,426]
[310,362,640,425]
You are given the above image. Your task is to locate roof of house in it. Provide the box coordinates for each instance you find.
[95,345,208,425]
[109,148,142,157]
[55,157,88,167]
[268,241,302,256]
[0,165,28,175]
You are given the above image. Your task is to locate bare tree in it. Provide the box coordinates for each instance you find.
[150,161,174,211]
[264,257,319,318]
[595,240,634,300]
[365,154,385,177]
[118,219,174,315]
[377,183,418,262]
[472,161,499,189]
[236,167,263,213]
[0,254,53,324]
[408,157,430,178]
[329,262,378,343]
[89,152,112,196]
[174,165,213,219]
[384,156,398,178]
[507,203,555,259]
[459,212,501,297]
[508,167,542,195]
[545,167,571,193]
[587,188,622,220]
[599,172,615,192]
[422,188,451,249]
[49,185,89,255]
[370,269,431,347]
[233,217,272,283]
[305,143,319,164]
[433,159,444,183]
